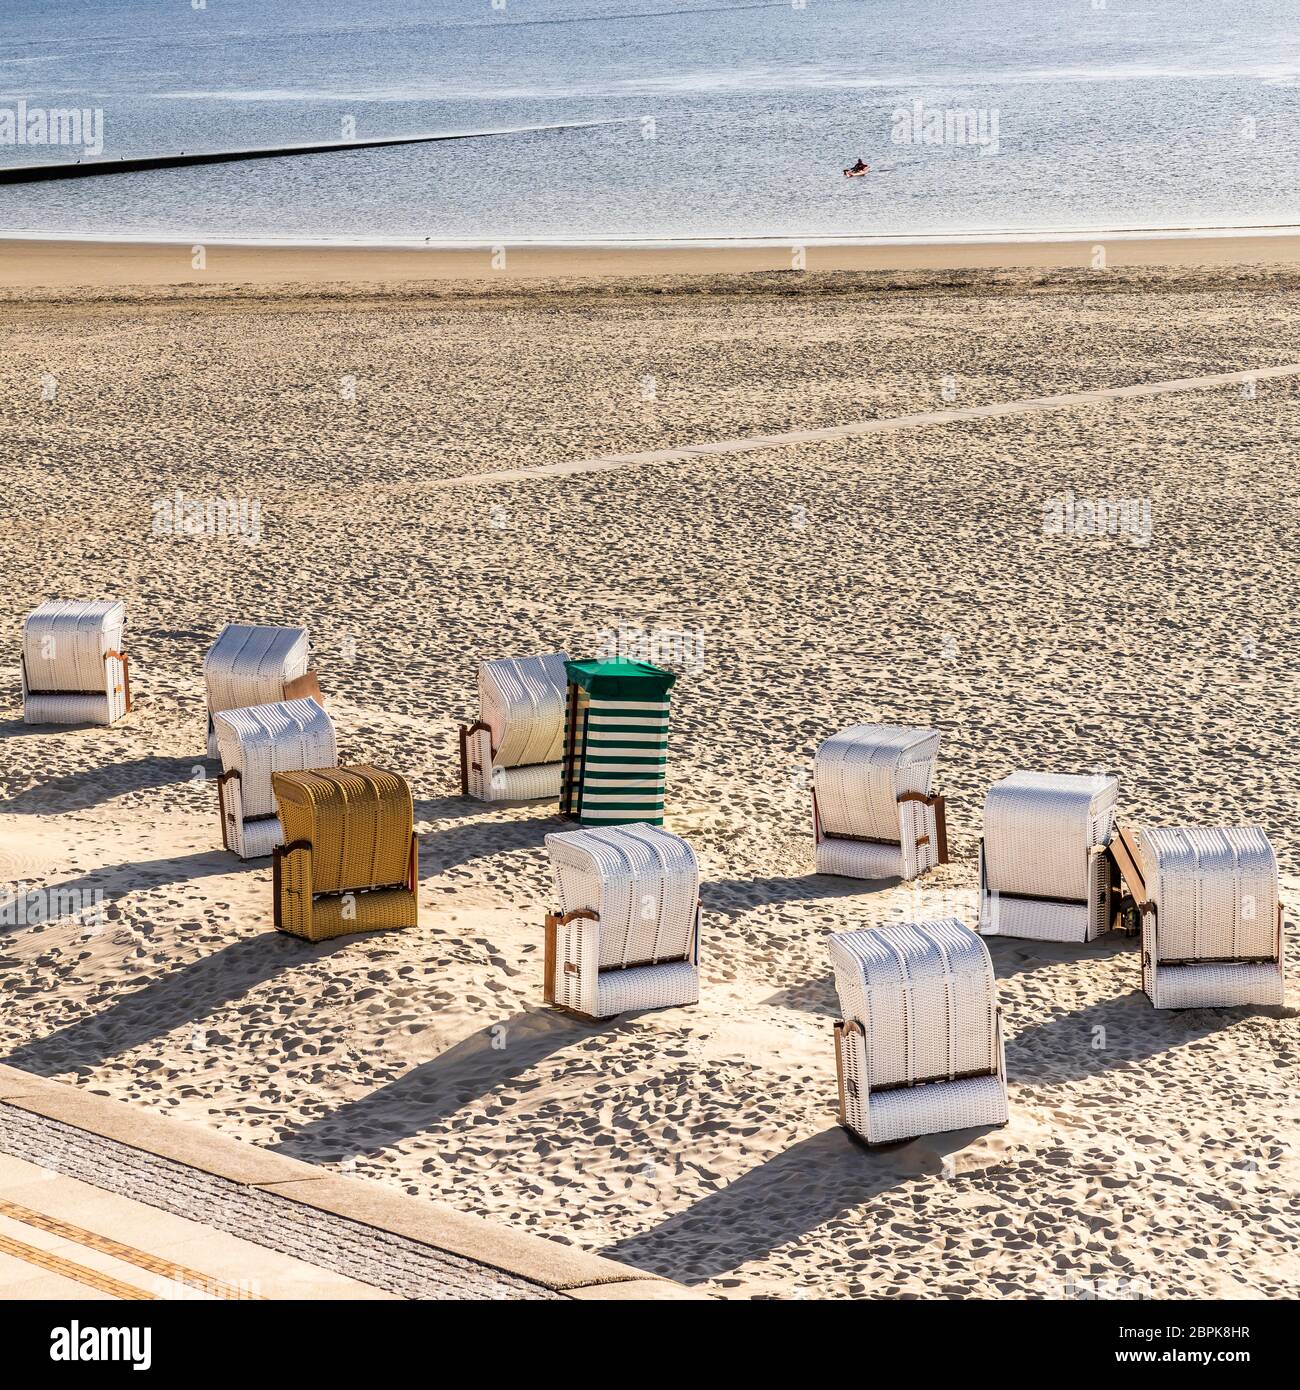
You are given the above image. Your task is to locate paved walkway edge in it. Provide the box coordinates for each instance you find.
[0,1065,704,1300]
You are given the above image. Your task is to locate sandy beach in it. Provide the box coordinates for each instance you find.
[1,259,1297,1300]
[4,228,1300,291]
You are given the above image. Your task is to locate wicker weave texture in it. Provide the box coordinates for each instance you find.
[828,919,1000,1091]
[898,797,941,879]
[214,699,337,819]
[300,885,418,940]
[837,1022,870,1135]
[487,760,563,801]
[596,960,699,1015]
[274,765,412,895]
[203,623,309,753]
[23,600,124,691]
[547,823,699,968]
[1088,844,1114,939]
[480,651,568,770]
[1140,825,1278,963]
[22,600,128,725]
[983,771,1117,901]
[22,692,118,726]
[837,1025,1008,1144]
[1150,960,1284,1010]
[815,837,905,880]
[213,698,337,859]
[232,814,283,862]
[866,1074,1009,1144]
[814,724,938,841]
[983,895,1090,941]
[549,911,594,1014]
[546,823,699,1017]
[466,721,562,802]
[274,833,416,943]
[832,919,1009,1147]
[550,913,699,1018]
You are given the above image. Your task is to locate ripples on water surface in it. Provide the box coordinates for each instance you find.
[2,0,1299,238]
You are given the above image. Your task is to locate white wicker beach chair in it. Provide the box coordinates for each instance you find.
[203,623,316,757]
[813,724,948,880]
[979,771,1119,941]
[21,600,131,726]
[543,822,700,1020]
[828,918,1008,1146]
[212,698,338,860]
[1110,825,1285,1009]
[460,651,568,802]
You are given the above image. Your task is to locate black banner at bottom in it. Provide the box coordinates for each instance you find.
[0,1296,1284,1376]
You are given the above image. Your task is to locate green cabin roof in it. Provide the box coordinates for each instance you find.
[565,657,677,697]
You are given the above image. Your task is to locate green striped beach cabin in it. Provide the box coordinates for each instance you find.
[560,658,676,827]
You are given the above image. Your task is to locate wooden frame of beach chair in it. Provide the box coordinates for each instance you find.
[543,823,700,1020]
[812,724,948,881]
[270,765,418,943]
[1108,823,1285,1009]
[978,771,1119,942]
[559,659,677,828]
[212,698,337,860]
[458,651,569,802]
[21,600,132,726]
[828,919,1008,1146]
[203,622,318,758]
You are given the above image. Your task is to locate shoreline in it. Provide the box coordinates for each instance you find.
[5,226,1300,289]
[7,221,1300,245]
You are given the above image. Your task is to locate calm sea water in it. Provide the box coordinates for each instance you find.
[2,0,1299,240]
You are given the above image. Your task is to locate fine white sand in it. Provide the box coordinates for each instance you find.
[0,264,1296,1299]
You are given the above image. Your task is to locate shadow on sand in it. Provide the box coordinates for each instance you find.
[1,753,204,815]
[984,930,1138,981]
[0,848,245,938]
[413,799,560,876]
[706,872,893,910]
[600,1123,1002,1283]
[271,1008,598,1164]
[1003,987,1263,1084]
[2,930,346,1077]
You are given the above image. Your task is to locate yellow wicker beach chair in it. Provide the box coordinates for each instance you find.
[270,765,418,942]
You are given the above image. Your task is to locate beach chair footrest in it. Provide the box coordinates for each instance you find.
[230,816,284,861]
[591,960,698,1018]
[979,893,1091,941]
[816,837,904,881]
[23,691,117,726]
[1150,959,1283,1010]
[473,760,563,803]
[855,1075,1009,1146]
